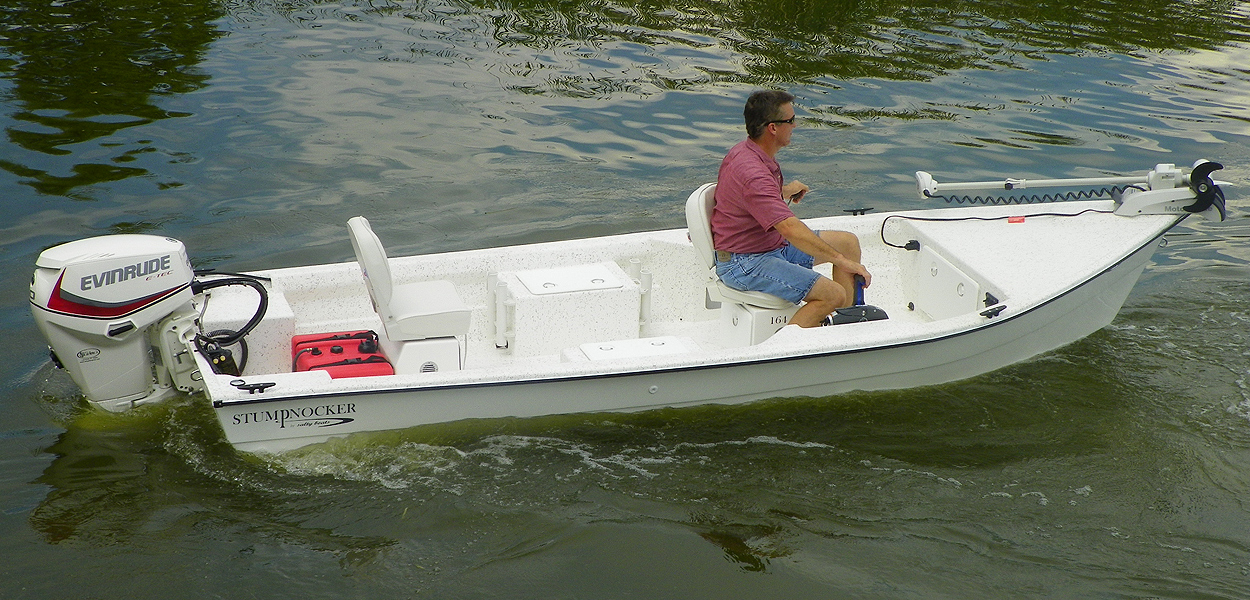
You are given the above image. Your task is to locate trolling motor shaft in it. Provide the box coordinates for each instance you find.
[915,160,1227,221]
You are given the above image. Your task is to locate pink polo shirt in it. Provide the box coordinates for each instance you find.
[711,139,794,254]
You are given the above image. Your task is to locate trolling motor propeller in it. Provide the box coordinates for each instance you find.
[1184,160,1226,221]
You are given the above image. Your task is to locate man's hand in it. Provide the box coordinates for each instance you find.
[832,256,872,288]
[782,180,809,203]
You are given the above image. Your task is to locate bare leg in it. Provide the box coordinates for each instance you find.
[818,230,862,308]
[791,231,863,328]
[792,277,847,327]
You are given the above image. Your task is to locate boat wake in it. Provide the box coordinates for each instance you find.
[269,428,855,499]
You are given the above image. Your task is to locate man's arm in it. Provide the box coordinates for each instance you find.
[773,217,872,286]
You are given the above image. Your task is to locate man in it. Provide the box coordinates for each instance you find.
[712,90,871,328]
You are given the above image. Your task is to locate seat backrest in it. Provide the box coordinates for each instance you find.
[684,182,718,270]
[347,216,393,319]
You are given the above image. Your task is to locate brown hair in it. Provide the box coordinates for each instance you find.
[744,90,795,139]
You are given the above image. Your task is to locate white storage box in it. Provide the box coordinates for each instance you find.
[497,262,640,357]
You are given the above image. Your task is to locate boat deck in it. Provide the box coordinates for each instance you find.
[196,199,1177,398]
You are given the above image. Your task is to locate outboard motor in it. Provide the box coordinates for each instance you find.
[31,235,200,411]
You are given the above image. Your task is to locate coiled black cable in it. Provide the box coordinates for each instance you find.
[191,275,269,374]
[927,184,1138,206]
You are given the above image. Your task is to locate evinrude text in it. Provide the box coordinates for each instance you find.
[80,254,172,290]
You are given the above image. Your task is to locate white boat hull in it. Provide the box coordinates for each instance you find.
[211,205,1171,453]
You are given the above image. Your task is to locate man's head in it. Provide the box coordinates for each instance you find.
[744,90,796,140]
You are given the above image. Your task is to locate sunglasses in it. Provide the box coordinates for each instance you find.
[767,116,796,126]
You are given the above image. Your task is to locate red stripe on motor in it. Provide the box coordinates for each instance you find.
[46,272,186,319]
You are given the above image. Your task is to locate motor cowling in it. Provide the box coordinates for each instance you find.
[31,234,197,410]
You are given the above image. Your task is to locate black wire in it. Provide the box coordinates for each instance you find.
[198,329,250,373]
[193,268,272,282]
[925,184,1141,205]
[191,276,269,345]
[879,208,1116,250]
[191,276,269,374]
[292,347,320,372]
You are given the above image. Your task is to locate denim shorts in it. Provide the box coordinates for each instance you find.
[715,242,820,304]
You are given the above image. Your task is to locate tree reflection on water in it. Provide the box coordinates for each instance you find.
[0,0,1246,198]
[0,0,223,197]
[465,0,1250,84]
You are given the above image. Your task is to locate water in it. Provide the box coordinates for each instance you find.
[3,0,1250,597]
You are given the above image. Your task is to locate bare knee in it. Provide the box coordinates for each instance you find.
[819,230,861,261]
[792,278,847,327]
[804,277,848,308]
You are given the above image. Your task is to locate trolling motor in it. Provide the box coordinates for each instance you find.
[828,275,889,325]
[915,160,1228,222]
[30,234,268,412]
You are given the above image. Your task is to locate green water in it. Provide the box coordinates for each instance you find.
[3,0,1250,597]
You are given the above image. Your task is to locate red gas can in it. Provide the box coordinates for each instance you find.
[291,330,394,378]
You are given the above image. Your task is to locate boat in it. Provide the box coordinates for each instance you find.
[30,160,1230,453]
